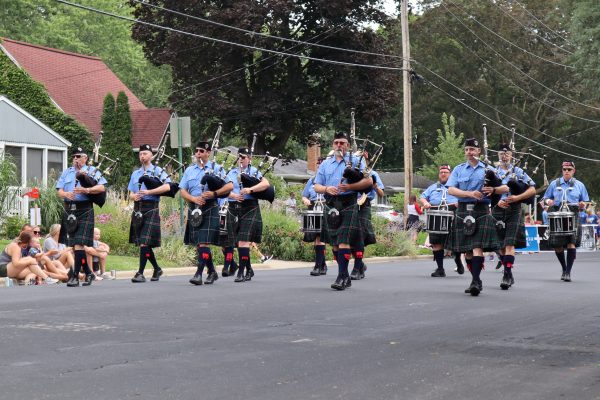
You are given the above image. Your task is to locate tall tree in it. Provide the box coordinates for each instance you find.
[420,113,464,180]
[130,0,401,156]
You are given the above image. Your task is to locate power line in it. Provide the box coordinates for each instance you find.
[446,0,575,69]
[440,2,600,112]
[512,0,575,46]
[129,0,403,62]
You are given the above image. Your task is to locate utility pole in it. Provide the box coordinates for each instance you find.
[401,0,413,216]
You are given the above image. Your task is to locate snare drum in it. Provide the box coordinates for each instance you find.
[302,209,323,234]
[548,210,576,236]
[426,209,454,234]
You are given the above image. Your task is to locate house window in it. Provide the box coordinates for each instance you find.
[4,146,22,185]
[47,150,63,180]
[27,148,43,185]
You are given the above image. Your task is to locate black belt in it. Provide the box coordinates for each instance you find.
[326,195,355,208]
[188,199,217,209]
[241,199,259,207]
[135,200,159,207]
[64,201,93,211]
[458,202,489,212]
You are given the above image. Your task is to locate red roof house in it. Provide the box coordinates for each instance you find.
[0,38,171,149]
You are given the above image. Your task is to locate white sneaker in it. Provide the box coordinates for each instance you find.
[44,277,59,284]
[101,272,112,280]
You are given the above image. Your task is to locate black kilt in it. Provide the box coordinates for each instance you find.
[446,202,500,253]
[548,205,582,248]
[129,201,161,247]
[425,205,456,246]
[492,203,526,248]
[184,201,220,246]
[321,195,362,247]
[59,202,94,247]
[218,203,239,247]
[302,202,322,243]
[231,200,263,243]
[359,201,376,247]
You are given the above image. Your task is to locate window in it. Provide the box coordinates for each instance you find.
[4,146,22,185]
[27,148,43,185]
[47,150,63,180]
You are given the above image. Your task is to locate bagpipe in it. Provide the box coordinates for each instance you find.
[481,124,503,207]
[199,123,231,195]
[238,133,280,203]
[140,142,184,198]
[75,134,118,207]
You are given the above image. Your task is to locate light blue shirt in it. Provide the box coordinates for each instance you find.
[366,170,385,201]
[446,160,489,204]
[127,164,172,201]
[543,177,589,205]
[314,154,366,196]
[420,182,458,206]
[495,164,535,200]
[180,161,230,197]
[56,166,108,202]
[225,165,264,201]
[302,177,318,202]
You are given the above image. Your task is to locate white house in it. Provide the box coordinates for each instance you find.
[0,95,70,216]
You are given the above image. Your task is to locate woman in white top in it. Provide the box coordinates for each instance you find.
[405,194,423,243]
[43,224,74,270]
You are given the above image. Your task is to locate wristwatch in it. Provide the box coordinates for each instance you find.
[212,191,218,198]
[248,188,253,194]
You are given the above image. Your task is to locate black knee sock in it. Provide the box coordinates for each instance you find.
[315,245,325,267]
[146,247,160,270]
[74,249,91,276]
[198,247,215,274]
[471,256,484,283]
[336,249,352,278]
[566,248,576,273]
[196,247,208,275]
[454,252,463,268]
[238,247,250,275]
[223,247,234,270]
[503,255,515,274]
[138,247,149,274]
[352,247,364,271]
[555,250,567,272]
[433,250,444,269]
[465,258,473,272]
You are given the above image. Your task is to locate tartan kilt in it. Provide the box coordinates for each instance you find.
[446,203,500,253]
[129,202,161,247]
[302,203,322,243]
[321,199,362,247]
[232,202,263,243]
[59,204,94,247]
[548,205,582,248]
[218,204,239,247]
[359,203,376,246]
[184,202,220,246]
[492,203,526,248]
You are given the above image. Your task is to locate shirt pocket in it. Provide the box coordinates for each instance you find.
[186,178,200,191]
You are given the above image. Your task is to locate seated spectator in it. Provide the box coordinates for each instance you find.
[85,228,111,280]
[43,224,74,270]
[30,236,69,283]
[584,208,598,225]
[0,231,58,284]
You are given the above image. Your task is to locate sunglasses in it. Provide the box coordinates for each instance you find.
[33,231,40,235]
[195,148,207,154]
[562,168,574,171]
[73,154,83,159]
[333,140,348,145]
[239,155,248,159]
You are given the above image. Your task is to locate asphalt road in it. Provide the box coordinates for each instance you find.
[1,252,600,400]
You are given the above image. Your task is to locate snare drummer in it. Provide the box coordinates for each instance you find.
[128,144,171,283]
[541,161,589,282]
[420,164,462,278]
[302,157,328,276]
[446,138,502,296]
[492,144,536,290]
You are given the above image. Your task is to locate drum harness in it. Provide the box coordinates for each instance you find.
[426,185,454,234]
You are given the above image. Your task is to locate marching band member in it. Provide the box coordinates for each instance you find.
[180,141,233,286]
[420,164,462,278]
[219,195,239,278]
[446,138,503,296]
[302,157,328,276]
[542,161,589,282]
[128,144,171,283]
[492,144,536,290]
[313,132,372,291]
[56,146,107,287]
[226,147,271,283]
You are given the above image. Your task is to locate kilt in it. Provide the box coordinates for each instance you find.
[184,201,220,246]
[445,202,500,253]
[492,203,526,248]
[548,205,582,248]
[59,202,94,247]
[302,202,322,243]
[320,195,362,247]
[231,200,263,243]
[129,201,161,247]
[359,201,376,246]
[218,203,239,247]
[425,205,456,246]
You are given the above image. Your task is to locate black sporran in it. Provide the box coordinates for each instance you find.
[66,213,78,234]
[190,208,203,228]
[495,220,506,236]
[327,207,341,229]
[463,215,476,236]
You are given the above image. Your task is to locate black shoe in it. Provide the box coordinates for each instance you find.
[151,268,163,282]
[564,273,571,282]
[229,263,238,276]
[189,273,203,285]
[509,274,514,287]
[319,264,327,275]
[500,272,511,290]
[468,281,480,296]
[310,265,321,276]
[82,274,94,287]
[331,276,346,291]
[431,268,446,277]
[234,269,246,282]
[350,268,361,280]
[131,272,146,283]
[66,276,79,287]
[456,263,464,275]
[245,266,254,281]
[561,272,566,281]
[205,271,219,284]
[345,276,352,288]
[222,266,231,277]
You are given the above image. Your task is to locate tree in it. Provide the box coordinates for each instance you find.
[420,113,465,181]
[130,0,401,156]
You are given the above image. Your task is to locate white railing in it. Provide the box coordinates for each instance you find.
[3,186,27,217]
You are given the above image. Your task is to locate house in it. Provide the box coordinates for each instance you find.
[0,38,172,151]
[0,95,70,216]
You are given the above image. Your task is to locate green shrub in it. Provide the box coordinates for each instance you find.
[1,215,28,239]
[35,179,63,231]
